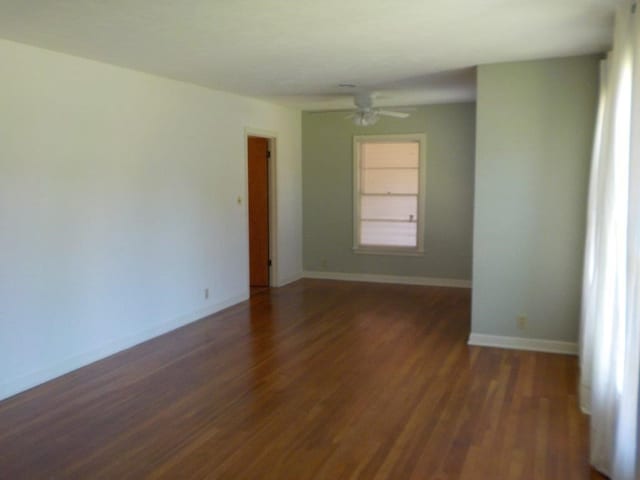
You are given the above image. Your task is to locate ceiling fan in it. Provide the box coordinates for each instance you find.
[346,91,410,126]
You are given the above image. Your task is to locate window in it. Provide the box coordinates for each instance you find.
[353,134,426,254]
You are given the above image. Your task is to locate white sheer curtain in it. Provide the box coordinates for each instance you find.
[580,2,640,479]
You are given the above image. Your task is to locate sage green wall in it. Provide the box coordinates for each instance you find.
[302,103,476,280]
[472,55,600,342]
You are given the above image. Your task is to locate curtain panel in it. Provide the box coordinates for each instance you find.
[580,1,640,479]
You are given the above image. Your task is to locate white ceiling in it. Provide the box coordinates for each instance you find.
[0,0,615,110]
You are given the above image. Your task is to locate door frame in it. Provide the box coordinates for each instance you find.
[244,128,278,287]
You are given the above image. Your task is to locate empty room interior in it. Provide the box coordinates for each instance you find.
[1,1,639,479]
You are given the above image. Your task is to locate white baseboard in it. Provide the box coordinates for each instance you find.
[468,333,578,355]
[303,270,471,288]
[0,292,249,402]
[275,272,303,287]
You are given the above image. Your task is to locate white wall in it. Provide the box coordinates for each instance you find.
[0,39,302,400]
[472,55,599,344]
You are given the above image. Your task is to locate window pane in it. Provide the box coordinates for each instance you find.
[361,142,419,168]
[361,195,417,221]
[362,168,418,194]
[360,221,417,247]
[355,137,423,251]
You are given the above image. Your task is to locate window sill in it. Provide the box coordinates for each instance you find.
[352,247,424,257]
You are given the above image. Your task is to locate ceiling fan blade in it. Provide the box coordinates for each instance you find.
[377,110,410,118]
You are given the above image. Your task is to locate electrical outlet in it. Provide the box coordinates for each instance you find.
[204,288,209,300]
[517,315,527,330]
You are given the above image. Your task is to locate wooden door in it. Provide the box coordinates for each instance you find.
[248,136,270,287]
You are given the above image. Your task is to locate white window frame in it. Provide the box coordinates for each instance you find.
[353,133,427,256]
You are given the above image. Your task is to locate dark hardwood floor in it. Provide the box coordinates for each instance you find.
[0,279,604,479]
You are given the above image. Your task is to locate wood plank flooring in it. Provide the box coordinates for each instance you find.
[0,279,604,479]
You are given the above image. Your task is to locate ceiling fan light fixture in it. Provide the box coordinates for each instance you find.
[353,110,379,126]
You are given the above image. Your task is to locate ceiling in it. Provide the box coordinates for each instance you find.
[0,0,616,110]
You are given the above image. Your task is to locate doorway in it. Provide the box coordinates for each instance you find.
[247,135,271,288]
